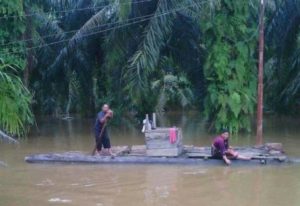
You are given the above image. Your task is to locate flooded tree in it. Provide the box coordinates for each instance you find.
[0,0,300,135]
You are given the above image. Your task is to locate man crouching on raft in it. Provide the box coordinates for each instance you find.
[94,104,114,156]
[211,129,251,165]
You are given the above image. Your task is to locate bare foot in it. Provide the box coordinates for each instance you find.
[94,150,101,156]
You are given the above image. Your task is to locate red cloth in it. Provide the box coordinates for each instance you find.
[169,128,177,144]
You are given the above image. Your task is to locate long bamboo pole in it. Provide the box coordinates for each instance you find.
[256,0,265,145]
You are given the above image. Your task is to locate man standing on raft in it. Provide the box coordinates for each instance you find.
[211,129,251,165]
[94,104,114,156]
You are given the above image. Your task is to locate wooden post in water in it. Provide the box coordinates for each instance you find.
[152,113,157,129]
[256,0,265,146]
[145,114,150,131]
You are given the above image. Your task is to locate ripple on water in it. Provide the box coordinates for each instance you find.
[36,178,54,186]
[183,169,207,175]
[48,198,72,203]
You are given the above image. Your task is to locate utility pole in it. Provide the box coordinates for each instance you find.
[256,0,265,145]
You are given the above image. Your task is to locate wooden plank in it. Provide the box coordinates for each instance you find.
[129,145,146,156]
[145,133,169,141]
[251,155,287,161]
[145,133,182,144]
[112,146,130,156]
[146,148,182,157]
[131,145,146,152]
[187,153,211,158]
[146,140,182,149]
[265,143,283,151]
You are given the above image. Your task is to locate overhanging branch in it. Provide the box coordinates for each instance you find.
[0,130,19,144]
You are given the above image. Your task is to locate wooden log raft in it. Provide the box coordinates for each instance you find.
[24,144,296,166]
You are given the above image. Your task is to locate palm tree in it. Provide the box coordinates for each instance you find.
[3,0,300,135]
[265,0,300,112]
[27,0,205,116]
[0,0,33,138]
[0,59,33,139]
[152,73,194,113]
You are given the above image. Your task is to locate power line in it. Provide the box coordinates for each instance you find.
[0,1,204,56]
[1,0,199,46]
[0,0,152,20]
[2,3,192,55]
[1,12,155,47]
[0,2,171,47]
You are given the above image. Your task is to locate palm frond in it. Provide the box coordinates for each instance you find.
[35,36,57,65]
[279,47,300,103]
[30,0,79,12]
[266,0,300,54]
[0,61,33,136]
[34,12,66,45]
[265,0,283,12]
[65,70,81,115]
[63,0,95,30]
[281,72,300,98]
[117,0,131,21]
[152,72,194,113]
[264,0,300,111]
[47,1,119,77]
[156,88,167,113]
[73,49,92,91]
[125,0,178,95]
[178,0,213,21]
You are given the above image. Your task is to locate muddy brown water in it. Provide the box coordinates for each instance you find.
[1,113,300,206]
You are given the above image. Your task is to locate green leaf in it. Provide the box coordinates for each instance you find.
[229,92,241,118]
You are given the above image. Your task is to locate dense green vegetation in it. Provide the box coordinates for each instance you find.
[203,0,257,132]
[0,0,300,136]
[0,0,33,137]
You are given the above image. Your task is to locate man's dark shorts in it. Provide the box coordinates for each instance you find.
[211,146,223,159]
[95,129,111,151]
[211,147,238,160]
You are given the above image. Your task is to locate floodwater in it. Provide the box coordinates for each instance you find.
[1,113,300,206]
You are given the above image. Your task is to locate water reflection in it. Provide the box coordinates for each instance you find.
[0,113,300,206]
[143,166,179,206]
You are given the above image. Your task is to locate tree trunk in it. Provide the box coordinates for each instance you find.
[23,6,34,87]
